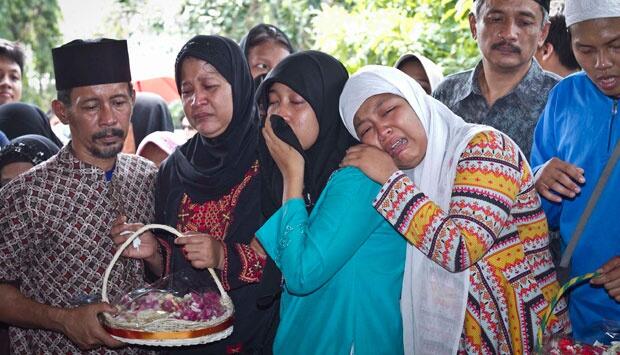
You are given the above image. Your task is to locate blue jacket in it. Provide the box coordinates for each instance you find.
[531,72,620,342]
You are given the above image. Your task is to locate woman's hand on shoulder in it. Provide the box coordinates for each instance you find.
[340,144,398,184]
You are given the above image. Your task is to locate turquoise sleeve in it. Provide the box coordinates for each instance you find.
[256,167,383,295]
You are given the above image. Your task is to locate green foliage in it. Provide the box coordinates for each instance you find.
[105,0,481,80]
[312,0,480,75]
[0,0,62,109]
[174,0,322,49]
[0,0,484,113]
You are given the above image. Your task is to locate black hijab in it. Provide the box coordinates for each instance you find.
[157,37,281,352]
[130,92,174,147]
[169,35,259,201]
[239,24,295,58]
[0,103,63,147]
[0,134,60,170]
[256,50,355,217]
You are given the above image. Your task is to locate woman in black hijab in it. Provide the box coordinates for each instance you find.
[152,35,280,354]
[0,134,60,187]
[0,102,62,147]
[256,50,356,218]
[239,24,294,80]
[253,51,405,354]
[130,92,174,148]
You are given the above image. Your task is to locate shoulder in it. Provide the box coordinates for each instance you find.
[434,69,471,91]
[118,153,158,179]
[464,131,521,162]
[433,69,473,101]
[543,72,592,109]
[467,130,519,150]
[329,166,374,184]
[540,68,561,84]
[323,167,379,197]
[553,71,590,92]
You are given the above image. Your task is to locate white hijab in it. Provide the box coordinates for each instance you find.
[394,53,445,92]
[340,65,494,355]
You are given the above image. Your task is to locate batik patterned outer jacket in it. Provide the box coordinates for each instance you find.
[374,131,569,354]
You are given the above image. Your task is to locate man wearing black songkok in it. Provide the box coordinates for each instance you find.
[0,38,158,354]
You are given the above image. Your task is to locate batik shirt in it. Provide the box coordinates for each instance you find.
[374,131,569,354]
[0,144,157,354]
[433,60,560,160]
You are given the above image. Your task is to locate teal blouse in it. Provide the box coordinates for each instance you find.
[257,167,406,355]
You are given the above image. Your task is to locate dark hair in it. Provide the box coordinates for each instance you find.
[0,39,26,74]
[240,24,295,56]
[56,82,134,107]
[473,0,550,26]
[545,15,580,71]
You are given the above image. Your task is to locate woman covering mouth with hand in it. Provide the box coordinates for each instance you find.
[339,65,569,355]
[255,51,406,355]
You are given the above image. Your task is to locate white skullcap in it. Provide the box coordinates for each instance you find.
[565,0,620,27]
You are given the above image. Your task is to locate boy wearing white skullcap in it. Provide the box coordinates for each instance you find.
[531,0,620,343]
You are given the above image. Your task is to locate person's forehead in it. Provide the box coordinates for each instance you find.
[480,0,542,16]
[71,82,129,100]
[354,93,398,124]
[269,82,296,95]
[0,56,20,70]
[249,40,290,56]
[400,61,427,75]
[181,58,223,80]
[571,17,620,42]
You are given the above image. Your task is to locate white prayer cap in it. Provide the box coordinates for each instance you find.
[565,0,620,27]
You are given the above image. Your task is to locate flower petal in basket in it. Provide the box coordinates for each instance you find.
[101,224,235,346]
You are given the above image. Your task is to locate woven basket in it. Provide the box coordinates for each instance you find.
[101,224,234,347]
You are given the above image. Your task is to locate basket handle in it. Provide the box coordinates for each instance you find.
[102,224,229,304]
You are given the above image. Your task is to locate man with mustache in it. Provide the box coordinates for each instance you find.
[0,39,158,353]
[531,0,620,343]
[433,0,557,160]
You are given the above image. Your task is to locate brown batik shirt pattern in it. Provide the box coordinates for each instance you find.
[0,145,157,354]
[433,59,560,160]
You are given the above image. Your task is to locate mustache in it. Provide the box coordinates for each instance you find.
[92,128,124,140]
[491,41,521,54]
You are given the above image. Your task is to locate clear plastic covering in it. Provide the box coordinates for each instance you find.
[543,321,620,354]
[103,269,233,332]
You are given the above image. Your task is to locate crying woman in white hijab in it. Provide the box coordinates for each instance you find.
[393,53,444,95]
[338,65,568,354]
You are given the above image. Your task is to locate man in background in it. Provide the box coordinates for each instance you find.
[434,0,558,160]
[535,14,581,77]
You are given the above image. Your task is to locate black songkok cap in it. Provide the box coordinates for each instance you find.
[474,0,549,12]
[52,38,131,90]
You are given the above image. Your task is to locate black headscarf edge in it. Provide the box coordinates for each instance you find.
[169,35,259,201]
[255,51,354,217]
